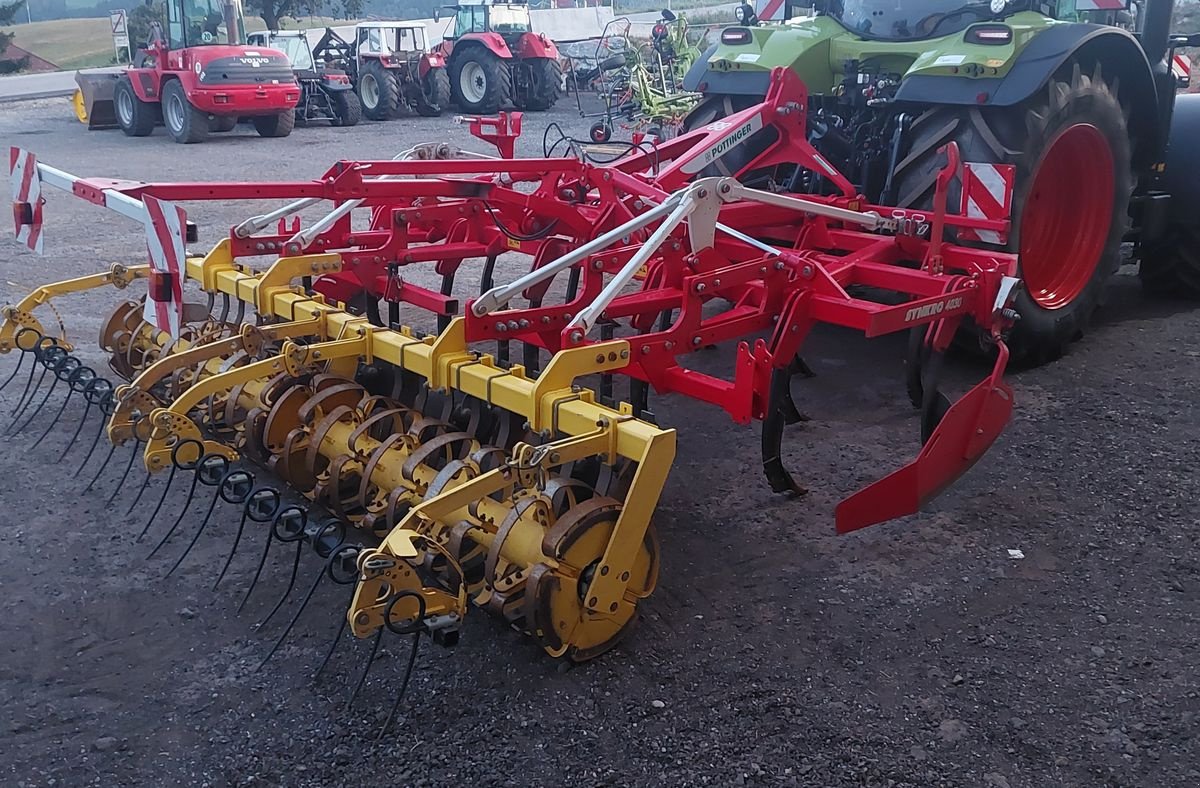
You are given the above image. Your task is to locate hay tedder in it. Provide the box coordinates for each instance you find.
[5,69,1021,716]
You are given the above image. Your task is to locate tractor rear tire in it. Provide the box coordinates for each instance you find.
[162,79,208,144]
[451,49,510,114]
[330,91,362,127]
[253,110,295,138]
[415,68,451,117]
[359,61,399,121]
[518,57,562,111]
[1140,226,1200,297]
[891,65,1132,365]
[114,76,156,137]
[680,94,774,182]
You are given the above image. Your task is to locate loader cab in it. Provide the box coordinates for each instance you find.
[166,0,247,49]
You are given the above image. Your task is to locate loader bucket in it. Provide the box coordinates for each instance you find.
[74,70,121,130]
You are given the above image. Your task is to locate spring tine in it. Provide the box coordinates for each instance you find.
[345,628,384,709]
[35,389,73,445]
[0,350,25,393]
[74,416,109,476]
[55,402,92,460]
[8,353,40,415]
[213,508,251,591]
[164,486,222,577]
[377,634,422,740]
[124,469,153,514]
[82,442,118,492]
[255,540,302,628]
[256,553,332,671]
[167,468,253,578]
[7,371,59,436]
[214,487,280,591]
[312,548,362,681]
[146,468,203,558]
[237,531,274,613]
[106,440,142,506]
[136,464,176,540]
[7,363,48,429]
[239,504,306,614]
[312,600,350,682]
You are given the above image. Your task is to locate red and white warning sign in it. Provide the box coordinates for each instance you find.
[958,162,1014,246]
[141,195,187,339]
[1173,53,1191,87]
[9,147,43,254]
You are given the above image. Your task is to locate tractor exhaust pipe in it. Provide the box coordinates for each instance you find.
[1140,0,1175,66]
[224,1,241,46]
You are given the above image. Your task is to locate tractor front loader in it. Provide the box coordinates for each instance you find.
[685,0,1200,364]
[5,70,1022,719]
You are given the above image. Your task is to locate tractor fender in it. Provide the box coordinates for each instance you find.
[515,32,558,60]
[681,43,771,97]
[127,68,163,103]
[421,52,447,78]
[459,33,513,59]
[895,24,1160,166]
[1159,93,1200,226]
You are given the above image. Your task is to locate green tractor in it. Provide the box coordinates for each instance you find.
[684,0,1200,363]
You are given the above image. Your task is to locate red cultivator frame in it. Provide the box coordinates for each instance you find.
[3,67,1021,680]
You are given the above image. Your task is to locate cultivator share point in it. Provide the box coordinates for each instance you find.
[4,68,1020,711]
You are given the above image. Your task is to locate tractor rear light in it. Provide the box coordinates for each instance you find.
[721,28,752,45]
[965,25,1012,44]
[213,94,229,104]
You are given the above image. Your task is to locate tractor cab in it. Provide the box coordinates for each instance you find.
[445,0,533,44]
[356,22,432,64]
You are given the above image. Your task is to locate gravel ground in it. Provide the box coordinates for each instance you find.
[0,97,1198,788]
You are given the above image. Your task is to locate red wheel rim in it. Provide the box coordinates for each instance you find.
[1019,123,1115,310]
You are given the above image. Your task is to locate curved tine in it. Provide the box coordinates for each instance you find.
[74,415,110,476]
[7,361,48,427]
[0,350,26,393]
[8,368,61,436]
[82,442,118,492]
[136,464,176,540]
[213,487,279,592]
[74,387,115,475]
[167,469,254,578]
[146,468,204,559]
[56,402,92,461]
[377,634,422,740]
[236,531,275,615]
[34,389,73,445]
[312,551,364,682]
[163,486,223,577]
[345,628,385,710]
[254,541,303,629]
[8,350,42,415]
[256,548,343,671]
[106,440,142,506]
[124,468,154,514]
[212,508,251,592]
[311,590,352,682]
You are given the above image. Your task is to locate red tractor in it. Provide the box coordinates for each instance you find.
[434,0,561,114]
[74,0,299,144]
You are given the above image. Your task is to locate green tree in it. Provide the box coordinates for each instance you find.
[129,0,165,49]
[0,0,29,75]
[245,0,364,31]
